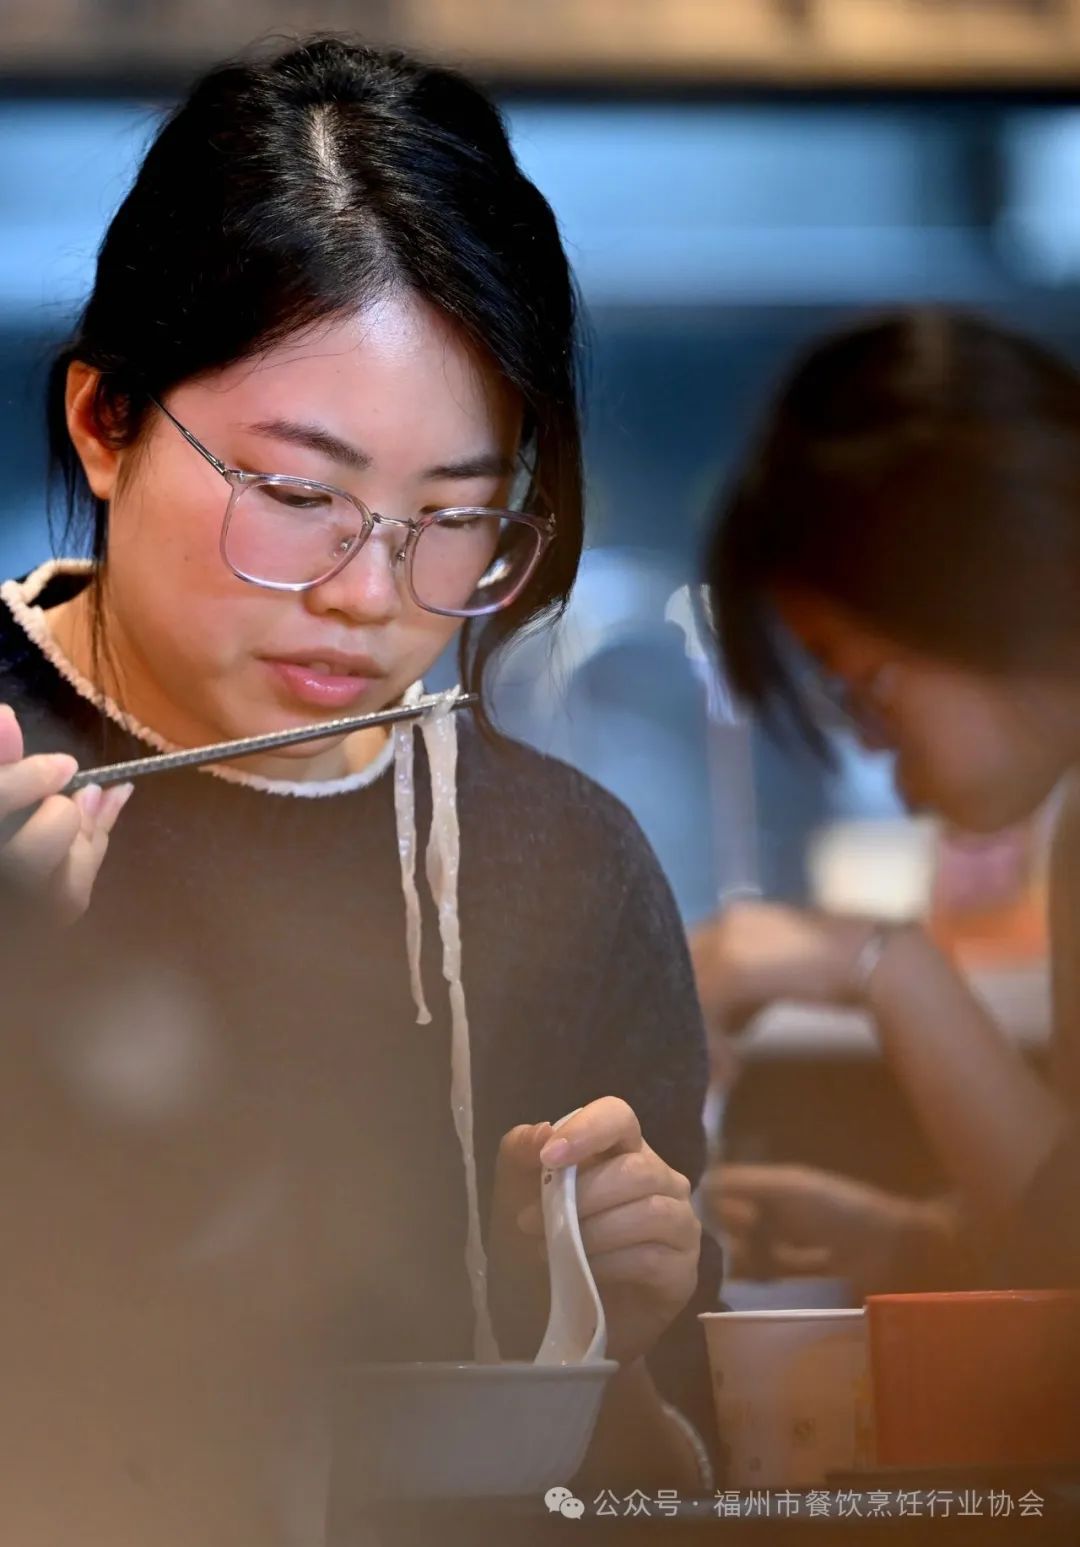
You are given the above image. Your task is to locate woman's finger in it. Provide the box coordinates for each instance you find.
[53,784,133,921]
[712,1166,828,1234]
[715,1163,806,1198]
[75,783,104,836]
[0,753,79,821]
[518,1170,695,1239]
[0,704,24,763]
[723,1237,761,1278]
[492,1122,553,1232]
[573,1147,691,1220]
[710,1195,761,1235]
[3,794,82,880]
[588,1242,691,1293]
[95,782,134,836]
[496,1123,553,1179]
[770,1242,835,1275]
[578,1194,700,1259]
[538,1096,641,1169]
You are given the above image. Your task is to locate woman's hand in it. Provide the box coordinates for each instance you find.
[490,1097,701,1365]
[0,705,132,923]
[704,1161,960,1298]
[690,900,880,1037]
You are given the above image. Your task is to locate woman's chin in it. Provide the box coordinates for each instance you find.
[895,761,984,829]
[916,778,1030,835]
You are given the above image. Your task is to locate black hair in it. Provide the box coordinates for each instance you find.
[707,306,1080,744]
[47,35,583,717]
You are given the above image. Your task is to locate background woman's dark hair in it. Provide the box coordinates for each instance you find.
[47,34,583,719]
[707,306,1080,743]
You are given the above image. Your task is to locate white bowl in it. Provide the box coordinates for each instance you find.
[331,1360,618,1501]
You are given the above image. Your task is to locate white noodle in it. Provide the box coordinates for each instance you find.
[393,720,431,1026]
[417,693,500,1365]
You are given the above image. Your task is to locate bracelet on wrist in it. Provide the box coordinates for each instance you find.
[851,922,899,1001]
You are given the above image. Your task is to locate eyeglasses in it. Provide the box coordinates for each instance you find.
[146,395,555,618]
[803,662,859,732]
[802,659,894,748]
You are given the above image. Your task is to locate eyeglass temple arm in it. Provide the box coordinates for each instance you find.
[146,392,230,477]
[147,394,556,529]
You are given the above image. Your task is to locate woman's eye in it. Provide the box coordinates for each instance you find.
[263,484,332,512]
[426,508,484,529]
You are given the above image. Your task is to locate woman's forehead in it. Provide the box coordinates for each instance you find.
[179,298,522,467]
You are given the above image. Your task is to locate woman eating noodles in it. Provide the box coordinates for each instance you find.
[0,37,716,1542]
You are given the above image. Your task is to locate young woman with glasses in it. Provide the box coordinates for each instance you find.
[0,38,716,1538]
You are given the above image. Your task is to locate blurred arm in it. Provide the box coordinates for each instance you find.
[867,925,1069,1222]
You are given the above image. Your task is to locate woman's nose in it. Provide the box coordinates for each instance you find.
[305,528,403,625]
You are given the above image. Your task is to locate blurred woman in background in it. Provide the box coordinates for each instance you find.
[698,307,1080,1294]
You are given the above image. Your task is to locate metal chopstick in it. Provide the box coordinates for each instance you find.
[63,692,477,794]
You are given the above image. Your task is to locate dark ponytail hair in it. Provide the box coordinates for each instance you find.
[48,35,583,712]
[707,306,1080,741]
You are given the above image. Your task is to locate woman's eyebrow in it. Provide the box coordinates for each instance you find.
[243,420,513,482]
[423,452,515,481]
[244,418,372,471]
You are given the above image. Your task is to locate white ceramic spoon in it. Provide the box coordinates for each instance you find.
[534,1110,607,1366]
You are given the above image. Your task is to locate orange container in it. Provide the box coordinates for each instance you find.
[867,1290,1080,1469]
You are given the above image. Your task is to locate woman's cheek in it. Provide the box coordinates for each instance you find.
[398,615,465,684]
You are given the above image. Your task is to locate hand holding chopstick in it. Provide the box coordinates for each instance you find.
[0,704,133,922]
[1,691,473,925]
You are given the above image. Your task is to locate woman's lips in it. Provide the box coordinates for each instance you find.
[265,659,379,710]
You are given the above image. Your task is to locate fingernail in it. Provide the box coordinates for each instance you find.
[516,1206,542,1236]
[0,704,15,721]
[94,782,134,833]
[539,1137,570,1167]
[49,753,79,782]
[77,783,103,821]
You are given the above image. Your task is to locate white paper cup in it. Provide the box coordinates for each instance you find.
[808,817,939,921]
[701,1308,872,1488]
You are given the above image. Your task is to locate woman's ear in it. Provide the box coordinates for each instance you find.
[65,361,121,502]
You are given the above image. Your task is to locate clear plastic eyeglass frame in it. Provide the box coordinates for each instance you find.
[146,393,555,618]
